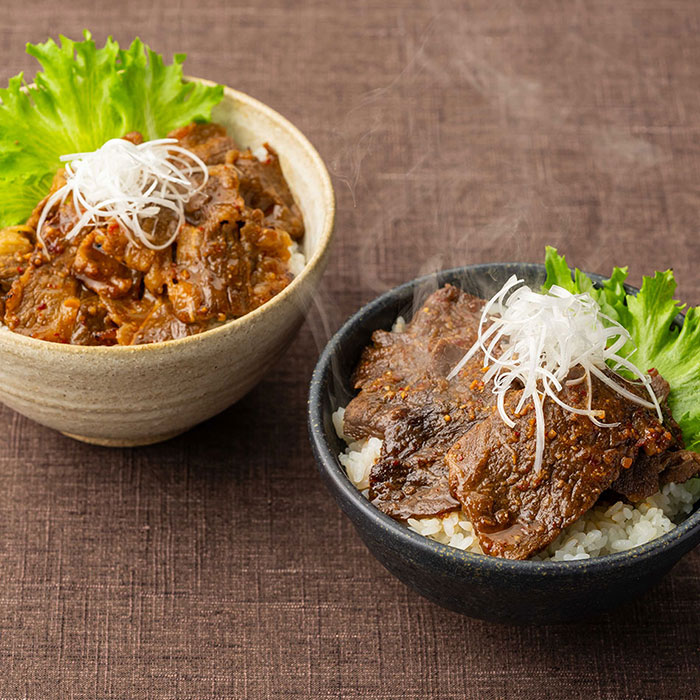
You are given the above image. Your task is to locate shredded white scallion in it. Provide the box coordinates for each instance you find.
[36,137,209,252]
[447,276,663,473]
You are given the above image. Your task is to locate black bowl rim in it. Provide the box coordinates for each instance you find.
[308,262,700,574]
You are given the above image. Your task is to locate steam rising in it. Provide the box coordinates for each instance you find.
[309,3,668,364]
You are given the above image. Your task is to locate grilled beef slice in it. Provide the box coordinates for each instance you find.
[608,369,700,501]
[610,449,700,503]
[446,373,675,559]
[345,284,698,556]
[343,285,497,520]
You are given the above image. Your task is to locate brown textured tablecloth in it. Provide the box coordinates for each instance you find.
[1,1,699,697]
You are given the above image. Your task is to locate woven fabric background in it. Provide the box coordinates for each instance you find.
[1,1,699,697]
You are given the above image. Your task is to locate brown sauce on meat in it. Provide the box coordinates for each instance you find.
[0,122,304,345]
[345,284,700,559]
[446,374,674,559]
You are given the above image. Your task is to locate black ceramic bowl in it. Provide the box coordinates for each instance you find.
[308,263,700,624]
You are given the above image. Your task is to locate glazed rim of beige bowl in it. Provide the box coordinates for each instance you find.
[0,78,335,354]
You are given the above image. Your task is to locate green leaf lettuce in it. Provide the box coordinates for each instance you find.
[0,31,223,227]
[544,247,700,451]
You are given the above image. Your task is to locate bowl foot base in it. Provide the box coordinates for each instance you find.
[61,429,187,447]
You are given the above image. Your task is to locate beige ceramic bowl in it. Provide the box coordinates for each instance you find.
[0,81,335,446]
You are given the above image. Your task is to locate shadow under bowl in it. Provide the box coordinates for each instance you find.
[308,263,700,624]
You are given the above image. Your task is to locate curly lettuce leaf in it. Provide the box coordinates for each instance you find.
[625,273,700,447]
[0,173,54,225]
[544,247,700,451]
[0,31,223,227]
[114,40,223,141]
[543,245,577,293]
[543,246,630,324]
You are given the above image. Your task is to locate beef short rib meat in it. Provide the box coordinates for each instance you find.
[446,373,675,559]
[343,285,497,520]
[230,146,304,240]
[1,121,305,347]
[168,122,235,165]
[3,247,82,343]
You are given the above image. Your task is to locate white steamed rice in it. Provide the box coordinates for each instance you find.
[333,314,700,560]
[287,240,306,277]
